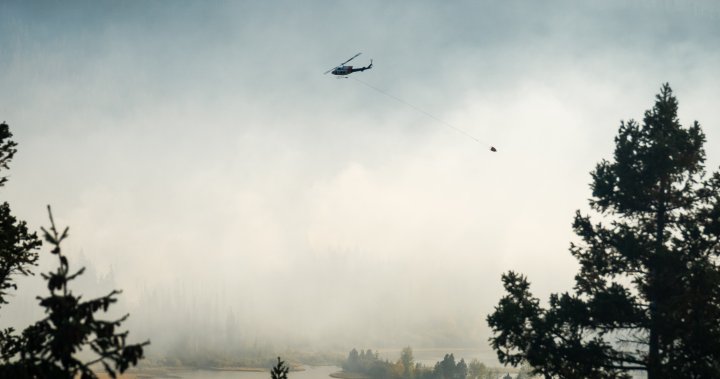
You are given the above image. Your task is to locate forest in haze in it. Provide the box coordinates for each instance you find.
[2,1,720,379]
[2,84,720,378]
[338,347,531,379]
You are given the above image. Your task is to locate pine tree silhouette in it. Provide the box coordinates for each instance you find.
[271,356,290,379]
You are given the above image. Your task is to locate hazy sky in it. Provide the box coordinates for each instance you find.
[2,0,720,355]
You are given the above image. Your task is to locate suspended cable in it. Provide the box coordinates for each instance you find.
[351,77,496,152]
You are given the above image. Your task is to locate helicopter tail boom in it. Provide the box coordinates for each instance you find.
[351,60,373,73]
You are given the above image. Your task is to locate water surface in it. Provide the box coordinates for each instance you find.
[175,365,340,379]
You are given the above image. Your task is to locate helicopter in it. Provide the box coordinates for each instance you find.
[324,53,373,76]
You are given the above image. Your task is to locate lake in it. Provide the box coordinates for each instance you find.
[170,365,340,379]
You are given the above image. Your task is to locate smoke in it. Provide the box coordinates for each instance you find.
[1,0,719,360]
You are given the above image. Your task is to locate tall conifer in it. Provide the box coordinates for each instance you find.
[488,84,720,378]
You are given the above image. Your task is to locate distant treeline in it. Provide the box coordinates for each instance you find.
[150,348,343,369]
[341,347,530,379]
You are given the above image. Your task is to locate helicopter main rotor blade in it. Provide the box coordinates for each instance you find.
[323,53,362,74]
[340,52,361,66]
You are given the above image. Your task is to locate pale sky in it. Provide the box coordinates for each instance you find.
[1,0,720,357]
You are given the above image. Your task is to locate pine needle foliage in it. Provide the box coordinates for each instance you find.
[0,207,149,378]
[271,356,290,379]
[0,122,41,307]
[0,121,148,378]
[487,84,720,379]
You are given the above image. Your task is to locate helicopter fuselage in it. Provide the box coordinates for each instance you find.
[331,62,372,76]
[331,66,353,75]
[325,53,372,76]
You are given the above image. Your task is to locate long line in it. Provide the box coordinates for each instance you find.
[352,77,491,148]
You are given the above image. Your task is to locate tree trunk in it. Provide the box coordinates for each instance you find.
[648,314,659,379]
[648,183,667,379]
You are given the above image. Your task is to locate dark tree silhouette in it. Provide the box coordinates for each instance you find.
[0,121,148,378]
[0,207,148,378]
[487,84,720,379]
[271,356,289,379]
[434,353,457,379]
[0,121,42,365]
[0,122,41,307]
[0,121,18,188]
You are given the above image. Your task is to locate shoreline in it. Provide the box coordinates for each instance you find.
[330,371,369,379]
[103,364,310,378]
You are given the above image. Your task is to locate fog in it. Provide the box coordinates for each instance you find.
[1,0,719,363]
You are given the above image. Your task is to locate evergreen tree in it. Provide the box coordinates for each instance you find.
[487,84,720,378]
[0,122,42,364]
[455,358,468,379]
[349,348,359,362]
[399,346,414,379]
[0,122,148,378]
[271,356,289,379]
[0,122,41,307]
[0,207,148,378]
[344,348,360,372]
[435,354,457,379]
